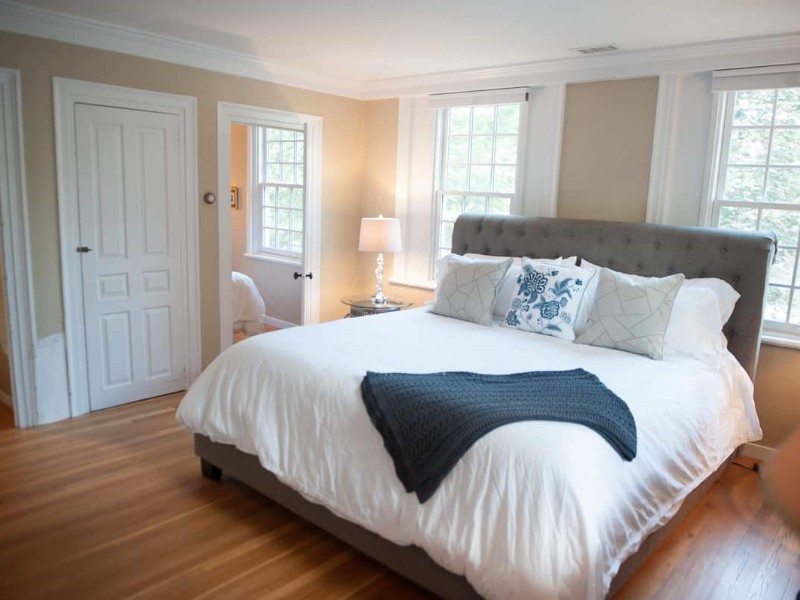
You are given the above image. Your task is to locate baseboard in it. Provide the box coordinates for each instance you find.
[0,389,11,408]
[263,316,298,329]
[739,442,776,462]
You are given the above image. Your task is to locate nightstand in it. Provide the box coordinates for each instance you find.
[341,296,412,317]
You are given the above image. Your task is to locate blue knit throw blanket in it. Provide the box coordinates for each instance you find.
[360,369,637,503]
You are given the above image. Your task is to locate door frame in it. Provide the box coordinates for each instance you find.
[54,78,200,417]
[0,69,38,427]
[217,102,321,352]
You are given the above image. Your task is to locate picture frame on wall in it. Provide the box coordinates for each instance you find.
[230,186,239,209]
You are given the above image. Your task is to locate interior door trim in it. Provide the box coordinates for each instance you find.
[53,78,200,418]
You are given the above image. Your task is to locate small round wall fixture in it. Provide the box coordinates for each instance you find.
[203,192,216,204]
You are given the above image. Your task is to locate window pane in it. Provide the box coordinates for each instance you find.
[791,292,800,325]
[469,165,491,191]
[446,166,468,190]
[464,195,486,213]
[722,166,764,201]
[728,128,770,164]
[291,188,303,209]
[472,106,495,134]
[447,136,469,163]
[277,209,290,228]
[448,107,470,134]
[291,209,303,231]
[269,164,281,182]
[731,90,775,126]
[470,135,493,163]
[267,128,280,141]
[487,196,511,214]
[291,232,303,254]
[283,165,295,184]
[770,248,798,286]
[277,230,291,251]
[265,186,277,207]
[494,166,516,193]
[296,165,305,185]
[262,227,275,247]
[760,209,800,247]
[268,142,281,162]
[718,205,758,230]
[496,105,520,134]
[765,285,790,322]
[775,88,800,126]
[277,188,291,208]
[442,195,463,220]
[263,207,275,227]
[440,221,454,249]
[765,168,800,203]
[282,142,295,163]
[495,135,518,165]
[770,129,800,165]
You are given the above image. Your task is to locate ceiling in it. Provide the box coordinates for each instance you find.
[8,0,800,83]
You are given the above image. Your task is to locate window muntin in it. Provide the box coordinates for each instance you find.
[434,103,523,259]
[251,125,305,259]
[712,87,800,329]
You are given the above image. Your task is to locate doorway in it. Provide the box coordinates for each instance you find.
[54,79,201,417]
[217,103,322,353]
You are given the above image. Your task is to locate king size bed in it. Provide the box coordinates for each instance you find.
[178,215,776,599]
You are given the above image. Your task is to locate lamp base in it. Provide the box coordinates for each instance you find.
[370,293,388,305]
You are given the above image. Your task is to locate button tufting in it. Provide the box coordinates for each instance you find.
[625,238,631,245]
[733,276,740,283]
[544,232,550,238]
[686,244,693,251]
[654,242,661,249]
[636,263,643,272]
[720,247,727,254]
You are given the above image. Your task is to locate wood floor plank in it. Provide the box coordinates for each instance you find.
[0,394,797,600]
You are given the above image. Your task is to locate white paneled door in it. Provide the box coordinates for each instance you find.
[75,103,188,411]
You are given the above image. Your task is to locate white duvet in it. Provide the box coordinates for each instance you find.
[177,308,760,599]
[232,271,266,336]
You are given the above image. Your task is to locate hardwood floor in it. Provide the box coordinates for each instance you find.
[0,395,797,600]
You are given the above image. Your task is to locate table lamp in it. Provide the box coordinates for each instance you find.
[359,215,402,305]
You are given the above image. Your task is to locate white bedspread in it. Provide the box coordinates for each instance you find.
[177,308,760,599]
[232,271,266,336]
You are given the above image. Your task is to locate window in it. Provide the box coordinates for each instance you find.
[710,86,800,333]
[250,125,305,261]
[433,103,523,258]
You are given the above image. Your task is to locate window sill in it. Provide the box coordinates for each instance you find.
[761,332,800,351]
[244,253,301,267]
[388,278,436,292]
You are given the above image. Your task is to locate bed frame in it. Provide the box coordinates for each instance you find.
[195,215,776,599]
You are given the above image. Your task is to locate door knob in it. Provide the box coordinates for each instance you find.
[76,246,93,253]
[293,272,313,280]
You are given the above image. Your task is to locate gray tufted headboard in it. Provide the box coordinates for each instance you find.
[452,214,777,380]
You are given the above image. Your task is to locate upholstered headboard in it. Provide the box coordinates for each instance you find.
[451,214,777,380]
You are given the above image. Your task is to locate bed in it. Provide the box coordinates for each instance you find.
[232,271,267,336]
[179,215,776,599]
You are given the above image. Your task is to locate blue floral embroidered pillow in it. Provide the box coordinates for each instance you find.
[502,260,595,341]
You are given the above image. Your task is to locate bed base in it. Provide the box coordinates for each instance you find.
[194,434,735,599]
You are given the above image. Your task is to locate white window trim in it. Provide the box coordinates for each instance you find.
[247,124,306,265]
[702,86,800,347]
[392,85,565,289]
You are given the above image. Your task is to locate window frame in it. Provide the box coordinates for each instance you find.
[430,101,529,275]
[707,87,800,346]
[247,123,307,266]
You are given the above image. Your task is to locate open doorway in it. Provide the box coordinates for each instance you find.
[229,123,303,341]
[218,103,321,352]
[0,249,13,429]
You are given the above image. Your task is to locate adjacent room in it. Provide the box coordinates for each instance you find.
[0,1,799,598]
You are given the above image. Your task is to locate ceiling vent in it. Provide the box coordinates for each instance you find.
[570,44,619,55]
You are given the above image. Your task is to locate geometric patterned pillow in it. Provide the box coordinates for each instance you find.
[501,260,595,341]
[430,257,512,326]
[575,268,685,359]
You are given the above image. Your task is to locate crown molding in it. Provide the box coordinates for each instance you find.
[0,0,366,99]
[363,32,800,99]
[1,0,798,101]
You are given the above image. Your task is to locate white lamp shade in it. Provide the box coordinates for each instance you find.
[358,217,402,253]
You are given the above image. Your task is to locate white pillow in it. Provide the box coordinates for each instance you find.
[579,260,735,362]
[682,278,740,327]
[662,285,726,363]
[501,259,596,341]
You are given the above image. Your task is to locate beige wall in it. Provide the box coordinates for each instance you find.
[558,78,659,222]
[754,346,800,447]
[362,99,434,308]
[0,31,365,367]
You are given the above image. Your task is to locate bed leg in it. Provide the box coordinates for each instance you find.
[200,458,222,480]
